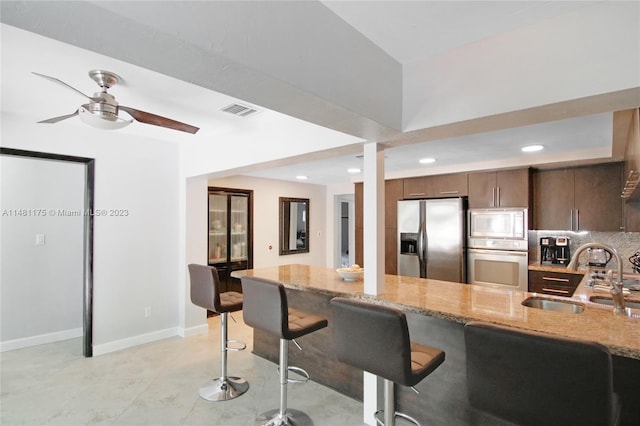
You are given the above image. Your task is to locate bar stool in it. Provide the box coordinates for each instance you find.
[188,264,249,401]
[241,276,328,426]
[329,297,445,426]
[464,321,622,426]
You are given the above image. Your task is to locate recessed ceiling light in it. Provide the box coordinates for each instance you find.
[295,175,309,180]
[522,144,544,152]
[347,168,361,174]
[419,158,436,164]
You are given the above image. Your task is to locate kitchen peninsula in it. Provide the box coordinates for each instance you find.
[234,264,640,425]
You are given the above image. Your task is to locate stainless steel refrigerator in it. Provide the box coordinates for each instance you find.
[397,198,466,283]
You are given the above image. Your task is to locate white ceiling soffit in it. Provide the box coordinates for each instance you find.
[242,112,614,185]
[322,1,598,64]
[1,1,639,185]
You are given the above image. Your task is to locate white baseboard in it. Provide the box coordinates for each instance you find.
[179,323,209,338]
[92,327,180,356]
[0,327,83,352]
[1,325,209,356]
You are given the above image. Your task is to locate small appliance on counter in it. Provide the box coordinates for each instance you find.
[587,247,613,267]
[540,236,571,265]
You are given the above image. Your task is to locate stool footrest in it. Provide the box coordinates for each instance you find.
[276,365,310,384]
[375,410,420,426]
[225,339,247,352]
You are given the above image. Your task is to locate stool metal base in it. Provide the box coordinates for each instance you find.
[198,376,249,401]
[255,408,313,426]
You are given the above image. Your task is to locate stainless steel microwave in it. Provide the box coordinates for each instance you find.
[468,208,528,250]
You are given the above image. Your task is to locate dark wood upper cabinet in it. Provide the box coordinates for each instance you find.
[403,176,434,199]
[468,168,531,209]
[534,163,623,231]
[433,173,468,197]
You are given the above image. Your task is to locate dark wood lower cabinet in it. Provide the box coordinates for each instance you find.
[528,270,584,297]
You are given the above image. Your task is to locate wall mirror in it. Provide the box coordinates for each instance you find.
[279,197,309,255]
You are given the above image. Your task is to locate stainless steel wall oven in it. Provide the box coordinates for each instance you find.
[467,208,528,291]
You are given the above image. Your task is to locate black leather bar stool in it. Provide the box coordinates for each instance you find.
[188,264,249,401]
[241,276,328,426]
[330,297,445,426]
[464,321,622,426]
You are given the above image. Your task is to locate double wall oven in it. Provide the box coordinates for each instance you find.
[467,208,528,292]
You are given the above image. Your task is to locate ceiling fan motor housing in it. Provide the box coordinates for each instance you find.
[84,92,119,121]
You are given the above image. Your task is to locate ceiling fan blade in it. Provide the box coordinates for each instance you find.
[32,72,102,103]
[37,109,79,124]
[119,106,199,134]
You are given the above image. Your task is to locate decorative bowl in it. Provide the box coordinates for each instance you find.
[336,267,364,281]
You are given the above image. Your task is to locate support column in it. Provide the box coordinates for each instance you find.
[362,141,385,425]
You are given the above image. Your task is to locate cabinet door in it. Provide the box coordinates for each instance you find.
[534,169,574,230]
[496,168,530,208]
[403,176,434,199]
[385,179,404,274]
[208,193,228,264]
[385,227,397,275]
[574,163,623,231]
[433,173,468,197]
[468,171,496,208]
[385,179,404,228]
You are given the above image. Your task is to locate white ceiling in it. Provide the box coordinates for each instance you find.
[1,1,637,186]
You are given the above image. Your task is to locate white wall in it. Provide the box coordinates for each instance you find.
[181,176,209,335]
[1,113,181,355]
[207,176,327,268]
[403,1,640,131]
[0,156,85,349]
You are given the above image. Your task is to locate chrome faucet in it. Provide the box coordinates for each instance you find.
[567,243,626,314]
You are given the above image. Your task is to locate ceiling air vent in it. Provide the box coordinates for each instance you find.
[221,103,259,117]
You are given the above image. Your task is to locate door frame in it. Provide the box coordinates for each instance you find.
[1,147,95,357]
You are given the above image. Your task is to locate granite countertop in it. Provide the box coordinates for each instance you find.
[234,264,640,359]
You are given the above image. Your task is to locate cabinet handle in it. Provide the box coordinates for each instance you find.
[542,276,570,283]
[542,287,570,294]
[439,190,460,195]
[409,192,426,196]
[492,187,496,207]
[496,186,501,207]
[575,209,579,230]
[570,209,574,231]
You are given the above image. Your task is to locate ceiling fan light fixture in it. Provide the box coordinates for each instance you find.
[78,107,132,130]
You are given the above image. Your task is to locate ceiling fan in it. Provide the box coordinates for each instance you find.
[33,70,200,134]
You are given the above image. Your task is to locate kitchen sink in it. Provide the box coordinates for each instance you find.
[589,296,640,310]
[521,297,585,314]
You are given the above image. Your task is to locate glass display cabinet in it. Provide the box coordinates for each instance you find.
[208,187,253,293]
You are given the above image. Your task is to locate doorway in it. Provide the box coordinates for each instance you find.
[0,148,94,357]
[334,194,354,268]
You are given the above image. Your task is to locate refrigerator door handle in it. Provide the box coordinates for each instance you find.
[423,228,428,278]
[417,221,424,262]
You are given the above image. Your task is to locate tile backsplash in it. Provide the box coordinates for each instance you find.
[528,231,640,273]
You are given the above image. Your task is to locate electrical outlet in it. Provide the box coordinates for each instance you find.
[144,307,151,318]
[35,234,46,245]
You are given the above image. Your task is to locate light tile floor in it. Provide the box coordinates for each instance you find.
[1,315,365,426]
